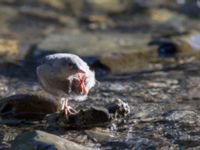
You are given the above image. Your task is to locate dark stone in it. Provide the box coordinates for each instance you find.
[149,40,178,58]
[105,98,130,119]
[157,42,177,58]
[82,56,110,76]
[58,106,110,129]
[48,99,130,129]
[0,93,59,121]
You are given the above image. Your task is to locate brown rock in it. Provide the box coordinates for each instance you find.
[87,0,133,13]
[0,93,59,120]
[0,39,18,54]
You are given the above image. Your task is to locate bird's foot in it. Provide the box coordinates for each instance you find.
[63,106,77,115]
[61,97,77,116]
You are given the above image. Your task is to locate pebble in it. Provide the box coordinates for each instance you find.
[157,42,177,58]
[188,34,200,50]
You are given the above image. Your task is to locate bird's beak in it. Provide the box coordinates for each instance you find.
[76,70,88,95]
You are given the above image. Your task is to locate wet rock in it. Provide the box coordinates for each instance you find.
[108,83,129,92]
[11,130,91,150]
[164,110,200,125]
[48,99,130,129]
[147,8,174,22]
[187,34,200,50]
[0,93,59,121]
[102,137,159,150]
[135,0,175,8]
[188,88,200,100]
[19,8,78,26]
[0,39,19,60]
[176,32,200,54]
[98,50,157,74]
[86,0,133,14]
[37,32,150,56]
[0,5,18,35]
[58,106,110,129]
[132,103,176,119]
[85,128,116,142]
[37,0,66,10]
[105,98,130,119]
[177,0,200,18]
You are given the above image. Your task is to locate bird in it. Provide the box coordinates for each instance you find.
[36,53,95,115]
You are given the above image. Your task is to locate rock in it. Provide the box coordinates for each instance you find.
[98,49,157,74]
[19,7,78,26]
[177,0,200,18]
[0,39,19,60]
[101,138,158,150]
[82,56,110,76]
[0,5,18,35]
[11,130,91,150]
[38,0,66,10]
[48,99,130,129]
[187,34,200,50]
[0,93,59,121]
[177,32,200,53]
[164,110,200,125]
[149,40,178,58]
[37,32,151,56]
[58,106,110,129]
[85,128,115,142]
[188,88,200,100]
[86,0,133,14]
[146,8,174,22]
[135,0,175,8]
[105,98,130,119]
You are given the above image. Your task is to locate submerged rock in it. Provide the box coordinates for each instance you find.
[11,130,91,150]
[0,93,59,121]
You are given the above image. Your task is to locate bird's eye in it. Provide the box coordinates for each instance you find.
[68,62,75,69]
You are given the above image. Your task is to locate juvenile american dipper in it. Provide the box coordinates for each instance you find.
[36,53,95,115]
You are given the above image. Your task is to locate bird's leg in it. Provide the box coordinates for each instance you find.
[61,97,77,115]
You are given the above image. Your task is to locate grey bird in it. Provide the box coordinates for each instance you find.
[36,53,95,115]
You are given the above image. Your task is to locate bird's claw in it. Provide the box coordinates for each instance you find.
[64,106,77,115]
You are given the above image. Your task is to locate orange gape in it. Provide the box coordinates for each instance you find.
[77,70,88,94]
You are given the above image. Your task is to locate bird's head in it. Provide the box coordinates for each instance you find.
[57,58,80,76]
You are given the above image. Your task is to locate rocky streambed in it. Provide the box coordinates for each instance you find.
[1,60,200,149]
[0,0,200,149]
